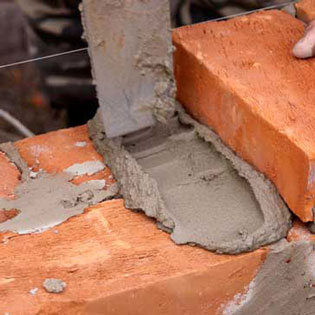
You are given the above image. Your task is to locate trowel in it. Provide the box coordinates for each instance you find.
[81,0,175,138]
[82,0,291,254]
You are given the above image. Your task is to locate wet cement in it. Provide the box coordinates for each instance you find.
[43,279,66,294]
[222,240,315,315]
[88,109,291,254]
[0,143,118,234]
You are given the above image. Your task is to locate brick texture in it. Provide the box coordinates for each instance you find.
[296,0,315,23]
[15,125,115,187]
[0,126,267,314]
[0,199,268,315]
[173,10,315,222]
[0,151,20,199]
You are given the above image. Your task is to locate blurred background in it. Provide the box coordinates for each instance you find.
[0,0,295,143]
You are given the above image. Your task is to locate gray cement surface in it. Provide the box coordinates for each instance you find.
[0,142,118,234]
[222,240,315,315]
[43,279,66,294]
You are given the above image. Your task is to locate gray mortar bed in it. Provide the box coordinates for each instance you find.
[88,108,291,254]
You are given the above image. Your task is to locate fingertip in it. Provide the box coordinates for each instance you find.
[292,41,314,59]
[293,20,315,59]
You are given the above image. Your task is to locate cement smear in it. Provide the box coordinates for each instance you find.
[0,143,118,234]
[88,110,291,254]
[43,279,66,294]
[64,160,105,176]
[222,240,315,315]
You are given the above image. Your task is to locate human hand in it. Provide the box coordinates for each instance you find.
[293,20,315,58]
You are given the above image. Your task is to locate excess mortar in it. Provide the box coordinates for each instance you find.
[0,142,118,234]
[222,240,315,315]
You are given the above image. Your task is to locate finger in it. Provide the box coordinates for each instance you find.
[293,20,315,59]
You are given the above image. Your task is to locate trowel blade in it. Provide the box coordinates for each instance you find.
[81,0,174,138]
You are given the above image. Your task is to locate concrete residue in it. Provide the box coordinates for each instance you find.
[222,240,315,315]
[0,143,118,234]
[281,3,296,17]
[43,279,66,294]
[75,141,87,148]
[134,41,177,125]
[29,288,38,296]
[88,109,291,254]
[64,160,105,177]
[29,171,38,179]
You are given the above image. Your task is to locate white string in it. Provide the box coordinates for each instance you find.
[0,0,296,70]
[0,47,88,70]
[210,0,297,22]
[0,109,34,137]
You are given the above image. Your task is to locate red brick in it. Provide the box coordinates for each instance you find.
[173,10,315,222]
[0,151,20,199]
[296,0,315,23]
[0,208,19,223]
[15,125,101,174]
[15,125,115,187]
[0,200,267,314]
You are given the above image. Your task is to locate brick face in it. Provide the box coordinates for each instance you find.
[0,151,20,199]
[173,10,315,222]
[296,0,315,23]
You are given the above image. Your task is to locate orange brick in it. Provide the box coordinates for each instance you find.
[0,125,267,314]
[296,0,315,23]
[0,199,267,314]
[173,10,315,222]
[287,219,315,242]
[0,209,19,223]
[14,125,114,187]
[0,152,20,199]
[15,125,102,174]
